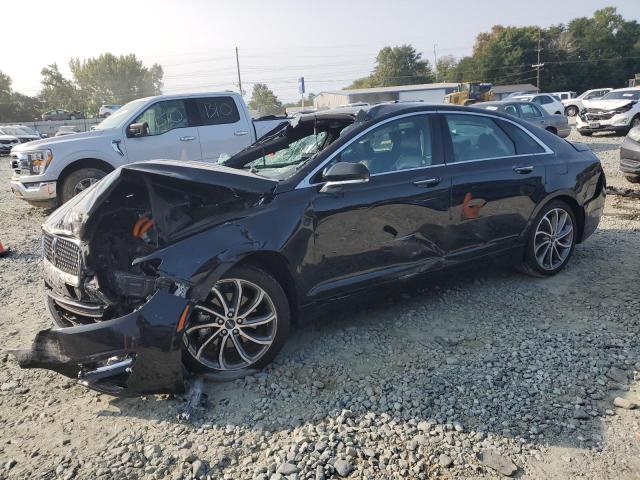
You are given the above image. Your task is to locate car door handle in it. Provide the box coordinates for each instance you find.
[413,177,441,188]
[180,136,196,141]
[234,130,249,136]
[513,165,534,174]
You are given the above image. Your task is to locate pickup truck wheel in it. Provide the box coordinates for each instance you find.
[183,265,290,375]
[59,167,107,203]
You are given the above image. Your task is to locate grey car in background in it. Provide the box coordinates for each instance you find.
[476,101,571,138]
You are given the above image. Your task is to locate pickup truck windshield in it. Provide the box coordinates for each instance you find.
[94,99,147,130]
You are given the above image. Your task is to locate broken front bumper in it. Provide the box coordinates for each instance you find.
[11,291,190,397]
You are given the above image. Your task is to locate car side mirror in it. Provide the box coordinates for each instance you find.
[320,161,370,193]
[127,122,149,138]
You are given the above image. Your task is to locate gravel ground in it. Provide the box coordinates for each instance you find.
[1,128,639,480]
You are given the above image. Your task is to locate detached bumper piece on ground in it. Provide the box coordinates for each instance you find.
[12,291,190,396]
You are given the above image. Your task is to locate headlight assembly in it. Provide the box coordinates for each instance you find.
[628,126,640,143]
[19,150,53,175]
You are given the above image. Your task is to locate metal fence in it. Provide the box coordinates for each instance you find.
[0,118,102,137]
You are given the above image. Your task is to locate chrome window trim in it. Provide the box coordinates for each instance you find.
[440,110,553,155]
[294,110,553,190]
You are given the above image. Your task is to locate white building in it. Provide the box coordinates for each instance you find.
[313,83,459,110]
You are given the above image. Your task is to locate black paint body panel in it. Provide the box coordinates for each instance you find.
[15,104,606,396]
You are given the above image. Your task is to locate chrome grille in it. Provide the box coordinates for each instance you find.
[43,233,81,276]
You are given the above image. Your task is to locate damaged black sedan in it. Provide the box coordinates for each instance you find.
[13,103,606,396]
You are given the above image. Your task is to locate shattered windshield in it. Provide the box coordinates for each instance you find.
[245,132,328,179]
[223,112,358,180]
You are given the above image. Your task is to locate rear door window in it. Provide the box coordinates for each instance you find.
[518,103,543,119]
[444,114,515,162]
[193,97,241,126]
[496,120,545,155]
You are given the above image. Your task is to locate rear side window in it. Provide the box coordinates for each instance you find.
[519,103,542,118]
[496,120,545,155]
[194,97,241,126]
[538,95,553,105]
[444,114,515,162]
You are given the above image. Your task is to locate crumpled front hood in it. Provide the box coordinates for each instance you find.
[43,160,278,240]
[11,128,114,152]
[583,99,636,111]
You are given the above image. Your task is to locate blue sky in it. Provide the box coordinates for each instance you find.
[3,0,639,102]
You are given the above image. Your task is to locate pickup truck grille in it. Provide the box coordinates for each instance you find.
[43,233,81,276]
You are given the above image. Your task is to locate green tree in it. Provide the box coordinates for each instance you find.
[347,44,434,89]
[0,70,13,122]
[69,53,163,115]
[447,7,640,92]
[435,55,459,82]
[40,63,83,111]
[248,83,283,116]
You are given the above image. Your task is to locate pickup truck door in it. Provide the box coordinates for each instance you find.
[192,96,254,163]
[123,99,201,162]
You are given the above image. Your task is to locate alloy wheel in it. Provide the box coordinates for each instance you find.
[184,278,277,371]
[534,208,574,270]
[73,177,99,195]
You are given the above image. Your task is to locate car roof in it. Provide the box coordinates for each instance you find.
[609,87,640,92]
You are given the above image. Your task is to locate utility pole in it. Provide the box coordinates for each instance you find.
[433,44,438,82]
[532,30,544,92]
[235,47,243,97]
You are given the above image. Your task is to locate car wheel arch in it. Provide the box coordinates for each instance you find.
[525,193,585,243]
[188,250,299,323]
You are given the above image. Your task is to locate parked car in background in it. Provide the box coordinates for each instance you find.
[576,88,640,136]
[10,125,46,138]
[98,104,122,118]
[620,125,640,183]
[476,101,571,137]
[12,103,606,395]
[0,135,20,155]
[11,92,287,207]
[0,126,40,143]
[42,109,85,121]
[552,91,577,101]
[55,126,81,136]
[511,94,565,115]
[562,88,613,117]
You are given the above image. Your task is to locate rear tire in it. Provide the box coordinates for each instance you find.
[545,126,558,136]
[59,167,107,203]
[519,200,577,277]
[579,131,593,137]
[183,265,290,376]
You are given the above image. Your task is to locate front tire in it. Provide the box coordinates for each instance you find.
[519,201,577,277]
[625,175,640,184]
[579,130,593,137]
[183,265,290,375]
[59,167,107,203]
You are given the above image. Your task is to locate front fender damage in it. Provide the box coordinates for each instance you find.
[10,291,190,397]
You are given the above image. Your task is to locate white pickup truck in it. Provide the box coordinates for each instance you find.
[10,92,286,206]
